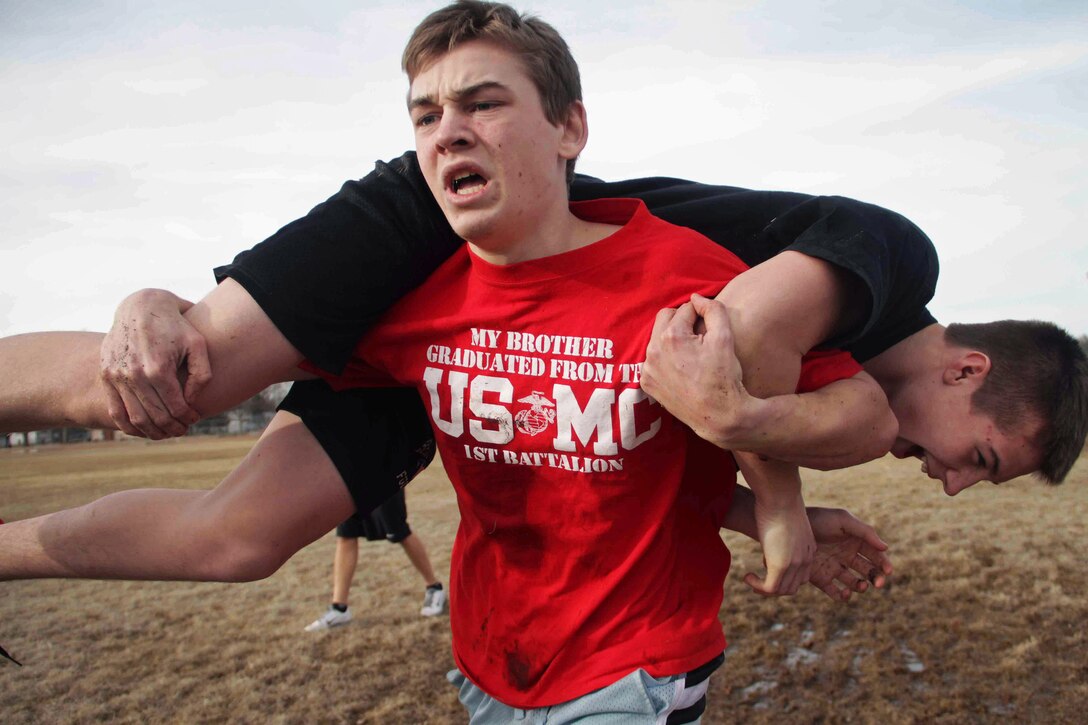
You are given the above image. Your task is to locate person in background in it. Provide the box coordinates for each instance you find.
[305,490,446,632]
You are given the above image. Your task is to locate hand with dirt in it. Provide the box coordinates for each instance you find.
[100,288,211,438]
[805,506,892,601]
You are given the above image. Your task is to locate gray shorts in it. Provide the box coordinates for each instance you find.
[447,654,722,724]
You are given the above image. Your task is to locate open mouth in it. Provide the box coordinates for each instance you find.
[907,446,932,475]
[450,171,488,196]
[892,440,922,458]
[894,442,931,474]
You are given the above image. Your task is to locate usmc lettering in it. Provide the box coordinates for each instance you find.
[422,366,661,454]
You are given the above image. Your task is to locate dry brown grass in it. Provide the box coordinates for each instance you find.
[1,437,1085,724]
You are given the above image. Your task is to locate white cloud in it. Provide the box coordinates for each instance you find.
[124,78,210,95]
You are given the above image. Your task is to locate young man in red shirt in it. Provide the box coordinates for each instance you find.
[3,1,1083,716]
[287,2,870,718]
[0,2,891,720]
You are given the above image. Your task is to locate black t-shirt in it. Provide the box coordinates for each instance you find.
[239,151,939,508]
[216,151,938,368]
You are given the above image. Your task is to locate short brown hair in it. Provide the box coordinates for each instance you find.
[945,320,1088,483]
[402,1,583,181]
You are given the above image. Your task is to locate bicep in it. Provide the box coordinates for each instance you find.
[715,251,863,397]
[184,278,314,417]
[716,251,862,356]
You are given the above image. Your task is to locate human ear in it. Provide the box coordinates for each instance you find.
[558,100,588,160]
[943,351,991,385]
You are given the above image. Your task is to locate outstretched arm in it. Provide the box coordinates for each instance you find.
[723,485,892,601]
[0,279,311,438]
[0,411,352,582]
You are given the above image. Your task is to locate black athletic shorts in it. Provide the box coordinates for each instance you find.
[277,380,435,516]
[335,488,411,543]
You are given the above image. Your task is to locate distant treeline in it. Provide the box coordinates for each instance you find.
[1,383,290,448]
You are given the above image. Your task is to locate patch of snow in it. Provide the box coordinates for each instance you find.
[785,647,820,669]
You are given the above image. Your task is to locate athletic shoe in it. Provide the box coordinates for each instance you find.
[420,586,447,617]
[304,606,352,632]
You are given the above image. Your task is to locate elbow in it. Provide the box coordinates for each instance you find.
[847,376,899,464]
[873,409,899,457]
[859,397,899,463]
[802,410,898,471]
[818,409,898,470]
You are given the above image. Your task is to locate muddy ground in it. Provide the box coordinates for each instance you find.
[1,436,1085,723]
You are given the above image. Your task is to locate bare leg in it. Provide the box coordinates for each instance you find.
[0,411,354,582]
[331,537,359,606]
[399,533,440,587]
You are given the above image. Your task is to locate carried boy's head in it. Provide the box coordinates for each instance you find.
[403,1,582,181]
[945,320,1088,484]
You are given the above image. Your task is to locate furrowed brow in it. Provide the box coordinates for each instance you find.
[408,80,510,110]
[456,80,509,99]
[408,93,436,112]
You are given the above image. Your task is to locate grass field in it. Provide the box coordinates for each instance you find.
[1,436,1086,724]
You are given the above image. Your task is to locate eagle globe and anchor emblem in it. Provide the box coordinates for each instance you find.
[514,391,556,436]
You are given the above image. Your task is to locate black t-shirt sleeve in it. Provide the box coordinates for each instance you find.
[214,159,936,373]
[781,195,939,361]
[214,151,461,374]
[572,176,939,361]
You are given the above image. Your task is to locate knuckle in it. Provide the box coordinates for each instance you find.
[145,362,174,382]
[147,409,171,427]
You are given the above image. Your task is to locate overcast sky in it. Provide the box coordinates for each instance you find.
[2,0,1085,340]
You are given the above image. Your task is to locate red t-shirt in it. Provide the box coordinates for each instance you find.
[307,199,862,707]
